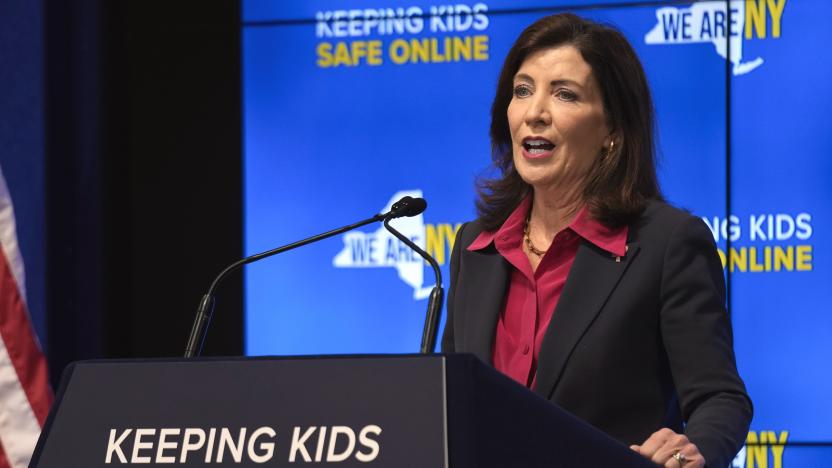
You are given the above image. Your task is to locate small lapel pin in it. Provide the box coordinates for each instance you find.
[613,245,629,263]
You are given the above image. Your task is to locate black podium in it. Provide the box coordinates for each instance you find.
[31,354,653,467]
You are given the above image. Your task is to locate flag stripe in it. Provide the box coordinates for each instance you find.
[0,440,11,468]
[0,332,42,467]
[0,167,51,468]
[0,248,52,424]
[0,172,26,304]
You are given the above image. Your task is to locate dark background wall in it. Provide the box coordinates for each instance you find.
[2,0,243,388]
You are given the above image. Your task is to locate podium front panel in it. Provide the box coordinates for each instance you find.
[33,356,448,467]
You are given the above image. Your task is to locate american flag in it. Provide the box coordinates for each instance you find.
[0,165,52,467]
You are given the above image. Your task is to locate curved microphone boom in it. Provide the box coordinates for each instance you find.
[183,196,425,358]
[381,197,444,354]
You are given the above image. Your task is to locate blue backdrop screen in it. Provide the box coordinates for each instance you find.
[243,1,829,466]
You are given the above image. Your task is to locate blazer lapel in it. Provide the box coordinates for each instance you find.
[460,248,511,364]
[533,240,641,399]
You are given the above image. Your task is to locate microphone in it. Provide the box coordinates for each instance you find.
[388,196,427,219]
[381,197,444,354]
[184,196,425,358]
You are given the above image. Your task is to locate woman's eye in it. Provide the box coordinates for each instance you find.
[555,89,577,101]
[513,85,532,98]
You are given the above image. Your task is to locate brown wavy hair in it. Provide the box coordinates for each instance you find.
[476,13,662,231]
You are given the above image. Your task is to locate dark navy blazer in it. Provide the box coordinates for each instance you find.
[442,200,752,468]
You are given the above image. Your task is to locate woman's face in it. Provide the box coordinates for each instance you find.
[507,45,610,194]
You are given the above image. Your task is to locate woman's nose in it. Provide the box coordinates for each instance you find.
[525,96,551,128]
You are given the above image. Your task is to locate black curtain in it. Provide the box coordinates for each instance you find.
[45,0,243,387]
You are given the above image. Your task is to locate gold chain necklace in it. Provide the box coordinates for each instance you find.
[523,213,547,257]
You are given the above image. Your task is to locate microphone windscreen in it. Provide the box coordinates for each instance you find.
[389,196,427,218]
[403,197,427,217]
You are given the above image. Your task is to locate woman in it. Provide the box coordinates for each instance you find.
[441,13,751,468]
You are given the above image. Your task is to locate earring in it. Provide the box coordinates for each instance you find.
[609,140,615,153]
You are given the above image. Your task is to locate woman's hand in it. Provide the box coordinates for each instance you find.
[630,428,706,467]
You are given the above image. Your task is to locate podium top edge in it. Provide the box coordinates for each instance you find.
[67,353,474,366]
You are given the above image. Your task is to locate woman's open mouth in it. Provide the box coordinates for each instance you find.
[522,137,556,159]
